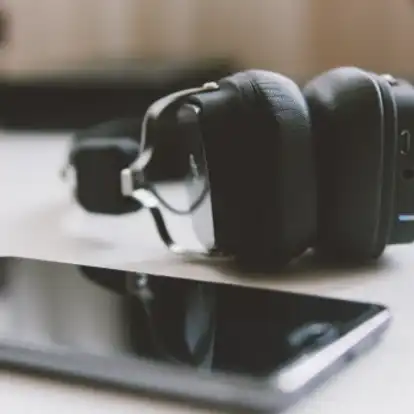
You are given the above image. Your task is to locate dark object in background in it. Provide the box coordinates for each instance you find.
[0,58,235,131]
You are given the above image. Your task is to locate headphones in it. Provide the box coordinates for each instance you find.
[64,67,414,271]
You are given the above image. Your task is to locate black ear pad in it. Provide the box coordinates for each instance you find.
[215,70,316,269]
[303,67,398,261]
[71,137,141,214]
[69,118,143,214]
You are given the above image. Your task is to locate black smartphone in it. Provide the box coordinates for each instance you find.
[0,257,390,413]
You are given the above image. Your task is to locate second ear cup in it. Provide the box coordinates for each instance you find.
[303,67,398,261]
[218,70,316,269]
[73,116,191,182]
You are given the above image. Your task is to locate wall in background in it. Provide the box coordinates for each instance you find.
[1,0,142,72]
[2,0,414,78]
[192,0,313,78]
[137,0,197,59]
[192,0,414,77]
[308,0,414,76]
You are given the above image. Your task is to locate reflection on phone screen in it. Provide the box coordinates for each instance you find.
[0,258,384,379]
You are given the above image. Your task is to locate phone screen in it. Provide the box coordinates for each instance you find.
[0,257,386,382]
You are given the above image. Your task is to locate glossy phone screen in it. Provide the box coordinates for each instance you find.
[0,257,389,412]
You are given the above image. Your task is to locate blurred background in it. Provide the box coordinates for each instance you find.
[1,0,414,78]
[2,0,414,132]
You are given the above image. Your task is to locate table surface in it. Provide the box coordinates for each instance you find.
[1,132,414,414]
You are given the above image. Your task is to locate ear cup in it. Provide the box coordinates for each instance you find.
[218,70,316,269]
[73,116,190,182]
[71,137,141,214]
[303,67,398,261]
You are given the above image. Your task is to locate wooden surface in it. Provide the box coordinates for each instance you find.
[1,132,414,413]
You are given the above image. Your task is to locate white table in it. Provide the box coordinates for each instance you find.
[1,132,413,414]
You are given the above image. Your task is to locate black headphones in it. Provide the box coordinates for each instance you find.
[64,67,414,270]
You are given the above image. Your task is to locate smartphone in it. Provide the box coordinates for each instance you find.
[0,257,390,413]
